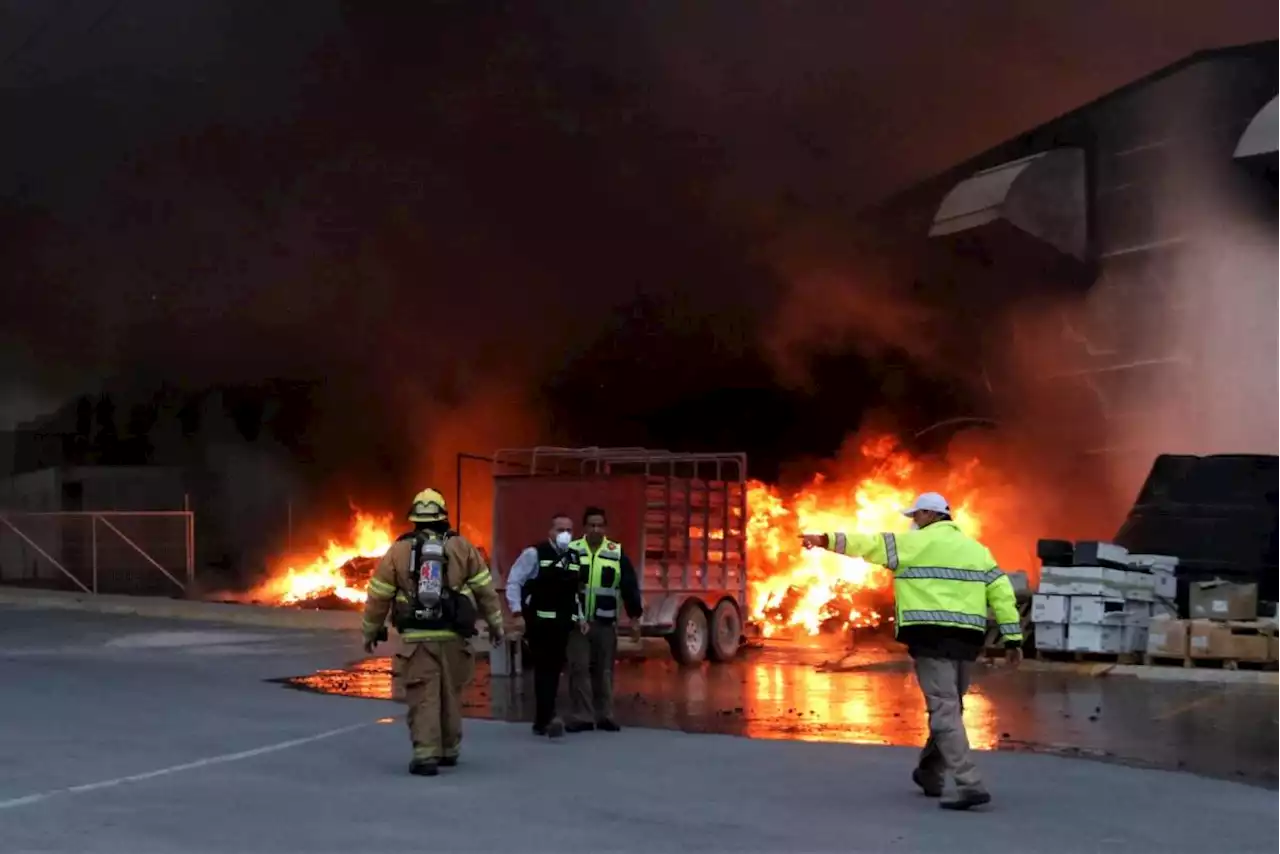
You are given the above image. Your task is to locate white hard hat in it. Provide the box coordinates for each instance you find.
[902,492,951,517]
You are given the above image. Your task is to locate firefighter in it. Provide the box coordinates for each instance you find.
[801,492,1023,810]
[564,506,643,732]
[361,487,505,776]
[505,511,581,738]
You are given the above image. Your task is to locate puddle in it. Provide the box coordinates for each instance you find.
[271,642,1278,787]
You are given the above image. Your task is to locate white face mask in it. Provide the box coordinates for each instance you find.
[909,521,920,531]
[554,530,573,550]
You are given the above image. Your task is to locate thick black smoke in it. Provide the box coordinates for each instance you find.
[0,2,1272,577]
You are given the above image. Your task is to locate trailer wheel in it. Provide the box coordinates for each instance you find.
[668,601,709,665]
[707,599,742,663]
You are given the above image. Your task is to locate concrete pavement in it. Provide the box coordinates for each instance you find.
[1,605,1276,853]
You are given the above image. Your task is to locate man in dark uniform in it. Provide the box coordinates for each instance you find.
[506,512,580,737]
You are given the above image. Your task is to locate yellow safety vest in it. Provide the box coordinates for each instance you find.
[823,521,1024,642]
[568,537,622,621]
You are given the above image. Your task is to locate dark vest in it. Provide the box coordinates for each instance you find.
[525,541,579,625]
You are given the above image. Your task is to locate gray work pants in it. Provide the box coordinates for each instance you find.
[566,622,617,724]
[913,656,984,793]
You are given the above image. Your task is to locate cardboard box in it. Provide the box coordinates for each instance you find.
[1068,623,1124,653]
[1123,601,1152,626]
[1146,618,1188,657]
[1032,593,1069,624]
[1122,625,1148,653]
[1151,598,1178,619]
[1269,635,1278,663]
[1038,565,1095,595]
[1122,571,1156,603]
[1152,571,1177,599]
[1127,553,1180,571]
[1034,622,1068,651]
[1188,620,1234,659]
[1188,581,1258,621]
[1071,596,1126,625]
[1230,633,1270,662]
[1073,541,1130,569]
[1069,597,1149,627]
[1041,565,1125,597]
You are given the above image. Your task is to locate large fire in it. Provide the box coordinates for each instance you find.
[746,436,986,637]
[254,437,1001,636]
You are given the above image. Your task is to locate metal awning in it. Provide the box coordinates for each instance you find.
[1234,95,1278,159]
[929,148,1087,260]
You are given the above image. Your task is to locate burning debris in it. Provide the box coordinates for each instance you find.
[252,436,1003,632]
[244,511,395,608]
[745,436,991,637]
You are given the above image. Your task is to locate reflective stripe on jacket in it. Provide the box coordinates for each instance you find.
[360,534,503,643]
[567,537,622,621]
[824,521,1023,643]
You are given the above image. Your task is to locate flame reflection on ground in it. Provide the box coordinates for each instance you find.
[275,640,998,751]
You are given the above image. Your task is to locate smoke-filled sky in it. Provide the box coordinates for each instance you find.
[0,0,1274,501]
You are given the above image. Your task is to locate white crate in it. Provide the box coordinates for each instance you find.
[1032,593,1069,623]
[1067,624,1124,654]
[1035,622,1068,651]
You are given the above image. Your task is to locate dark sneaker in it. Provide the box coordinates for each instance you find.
[546,719,565,738]
[409,759,439,777]
[439,756,458,767]
[565,721,595,733]
[940,790,991,811]
[596,718,621,732]
[912,769,943,797]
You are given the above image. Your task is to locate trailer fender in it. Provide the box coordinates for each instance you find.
[648,594,690,631]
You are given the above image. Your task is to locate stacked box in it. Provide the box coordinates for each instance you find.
[1034,541,1160,654]
[1146,616,1189,658]
[1148,592,1274,663]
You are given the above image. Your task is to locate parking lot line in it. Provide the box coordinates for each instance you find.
[0,721,375,811]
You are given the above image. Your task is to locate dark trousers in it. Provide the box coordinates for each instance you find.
[566,622,617,724]
[527,620,571,729]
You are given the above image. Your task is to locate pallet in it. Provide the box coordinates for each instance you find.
[1144,654,1278,671]
[984,599,1032,652]
[1034,650,1143,665]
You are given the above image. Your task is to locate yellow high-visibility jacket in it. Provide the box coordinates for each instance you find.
[823,521,1023,644]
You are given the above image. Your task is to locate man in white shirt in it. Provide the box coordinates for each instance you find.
[506,512,578,737]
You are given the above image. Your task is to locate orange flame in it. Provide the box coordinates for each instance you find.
[744,436,987,637]
[258,437,999,632]
[249,510,395,605]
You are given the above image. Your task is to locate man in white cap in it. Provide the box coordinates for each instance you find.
[801,491,1023,811]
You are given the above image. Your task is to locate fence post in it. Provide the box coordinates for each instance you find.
[91,515,98,594]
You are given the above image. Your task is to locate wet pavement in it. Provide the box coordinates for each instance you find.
[1,605,1276,852]
[277,636,1279,786]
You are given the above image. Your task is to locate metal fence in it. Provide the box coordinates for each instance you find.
[0,512,194,596]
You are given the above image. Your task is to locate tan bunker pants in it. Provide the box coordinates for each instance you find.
[913,656,984,794]
[398,640,474,761]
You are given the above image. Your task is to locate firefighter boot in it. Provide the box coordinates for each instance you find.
[940,790,991,811]
[912,768,943,798]
[439,756,458,767]
[409,758,439,777]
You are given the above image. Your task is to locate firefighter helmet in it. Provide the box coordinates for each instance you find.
[407,487,449,523]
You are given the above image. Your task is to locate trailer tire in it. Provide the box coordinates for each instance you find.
[707,599,742,663]
[669,601,709,666]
